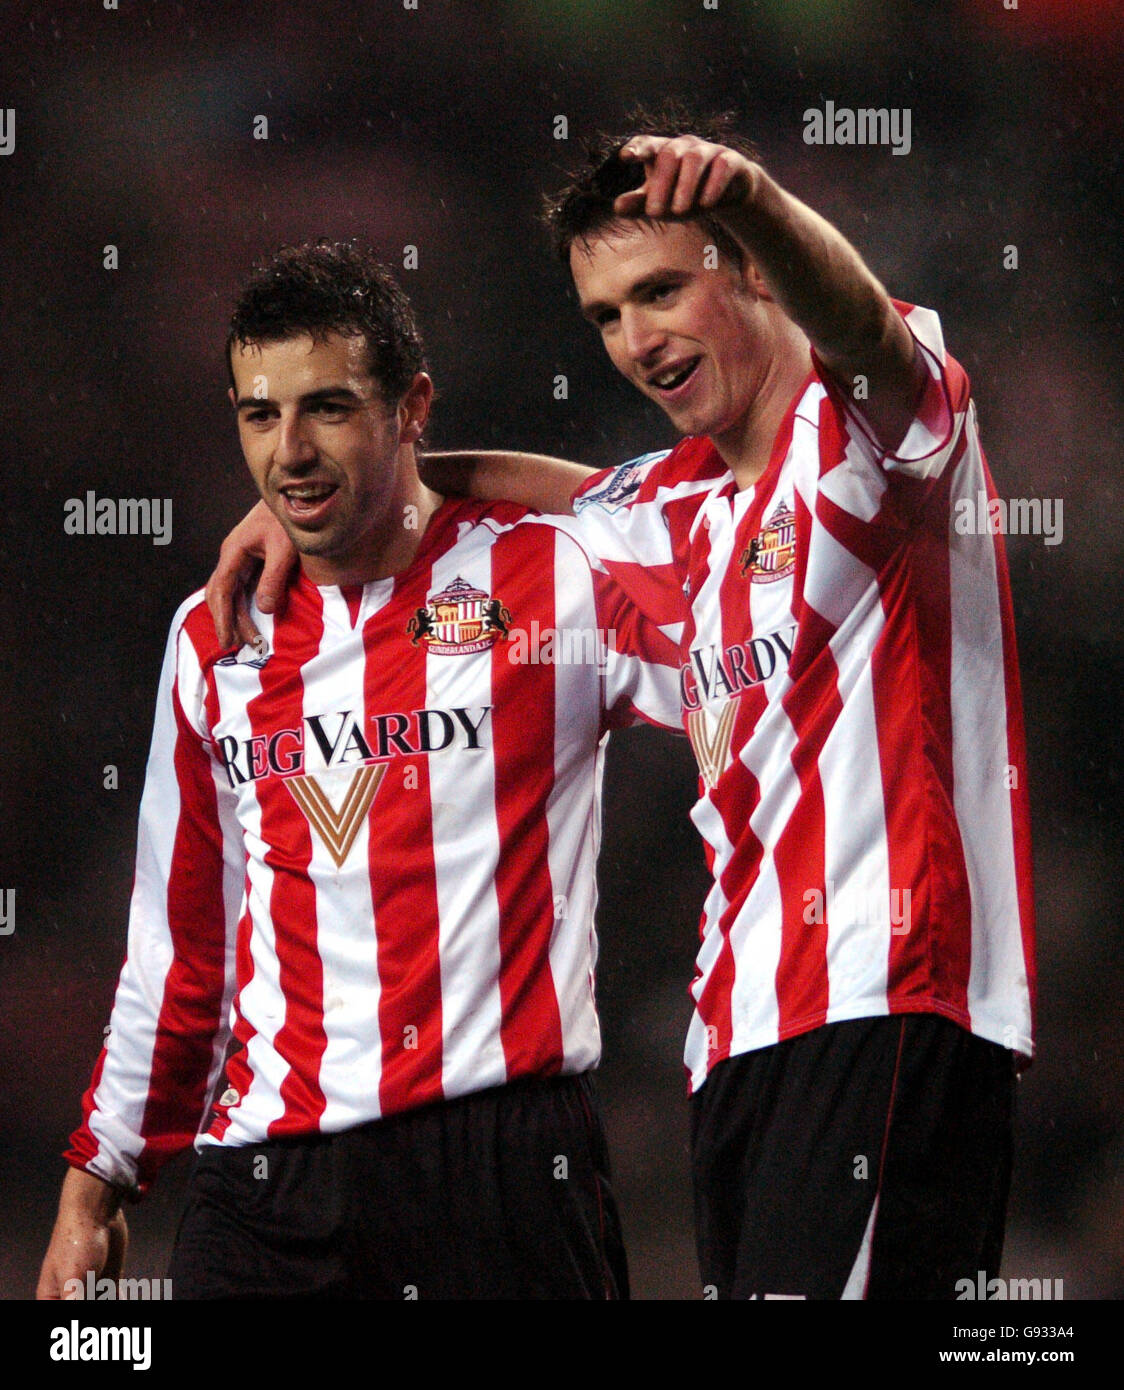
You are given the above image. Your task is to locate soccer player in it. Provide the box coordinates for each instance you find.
[37,242,681,1300]
[207,115,1037,1300]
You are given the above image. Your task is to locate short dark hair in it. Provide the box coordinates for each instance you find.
[226,240,426,400]
[543,102,760,268]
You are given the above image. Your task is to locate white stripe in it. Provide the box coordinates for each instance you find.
[544,530,604,1069]
[307,589,386,1128]
[425,534,507,1095]
[214,611,291,1146]
[841,1195,879,1300]
[947,434,1033,1053]
[815,562,893,1016]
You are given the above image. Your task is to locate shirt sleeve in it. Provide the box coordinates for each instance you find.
[64,596,244,1198]
[810,301,971,507]
[569,449,696,643]
[594,565,683,734]
[541,517,683,734]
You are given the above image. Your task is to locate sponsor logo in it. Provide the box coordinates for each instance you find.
[679,625,796,713]
[572,454,666,513]
[215,706,490,867]
[216,644,271,670]
[286,764,387,868]
[740,502,796,583]
[687,702,738,790]
[215,707,492,788]
[407,576,511,655]
[681,625,796,788]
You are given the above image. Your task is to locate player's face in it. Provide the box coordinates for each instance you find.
[230,332,415,584]
[571,221,771,443]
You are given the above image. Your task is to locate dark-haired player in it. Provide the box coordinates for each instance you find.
[38,242,681,1300]
[207,118,1036,1300]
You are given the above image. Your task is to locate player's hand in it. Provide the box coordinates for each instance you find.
[615,134,757,220]
[205,499,297,652]
[37,1170,128,1300]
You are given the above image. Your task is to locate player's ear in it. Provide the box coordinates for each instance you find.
[744,259,772,302]
[228,387,237,409]
[398,372,434,445]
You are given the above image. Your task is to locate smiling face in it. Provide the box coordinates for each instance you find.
[230,331,430,586]
[571,220,775,446]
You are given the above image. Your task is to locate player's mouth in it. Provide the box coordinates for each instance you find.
[278,480,340,526]
[647,356,702,402]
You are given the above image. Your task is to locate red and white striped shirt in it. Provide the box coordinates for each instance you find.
[67,498,680,1194]
[572,304,1036,1092]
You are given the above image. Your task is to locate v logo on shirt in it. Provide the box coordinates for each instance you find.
[285,765,387,867]
[687,702,738,791]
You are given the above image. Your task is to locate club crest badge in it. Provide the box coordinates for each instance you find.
[740,502,797,584]
[407,576,512,655]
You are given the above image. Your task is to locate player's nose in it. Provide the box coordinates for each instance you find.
[273,410,317,468]
[621,306,665,367]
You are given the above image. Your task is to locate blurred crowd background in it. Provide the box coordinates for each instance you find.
[1,0,1119,1300]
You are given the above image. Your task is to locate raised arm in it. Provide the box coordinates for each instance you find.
[420,451,594,516]
[615,135,928,450]
[208,454,595,646]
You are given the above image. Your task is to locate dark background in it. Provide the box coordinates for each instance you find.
[1,0,1119,1300]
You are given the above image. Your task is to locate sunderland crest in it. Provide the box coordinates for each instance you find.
[740,502,797,584]
[407,576,511,656]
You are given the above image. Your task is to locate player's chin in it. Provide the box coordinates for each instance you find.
[281,519,339,556]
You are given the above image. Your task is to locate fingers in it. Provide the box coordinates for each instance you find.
[256,528,297,619]
[205,551,244,651]
[206,500,296,650]
[233,583,264,654]
[614,135,752,220]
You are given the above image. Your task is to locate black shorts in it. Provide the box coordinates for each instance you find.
[690,1014,1017,1300]
[168,1071,628,1300]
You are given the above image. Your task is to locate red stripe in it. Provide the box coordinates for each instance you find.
[248,584,330,1137]
[772,485,833,1035]
[134,680,231,1180]
[65,1048,111,1173]
[489,528,564,1076]
[877,463,973,1016]
[211,896,256,1142]
[369,557,445,1113]
[695,498,769,1063]
[598,557,684,628]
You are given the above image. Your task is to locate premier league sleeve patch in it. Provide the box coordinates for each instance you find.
[573,451,671,514]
